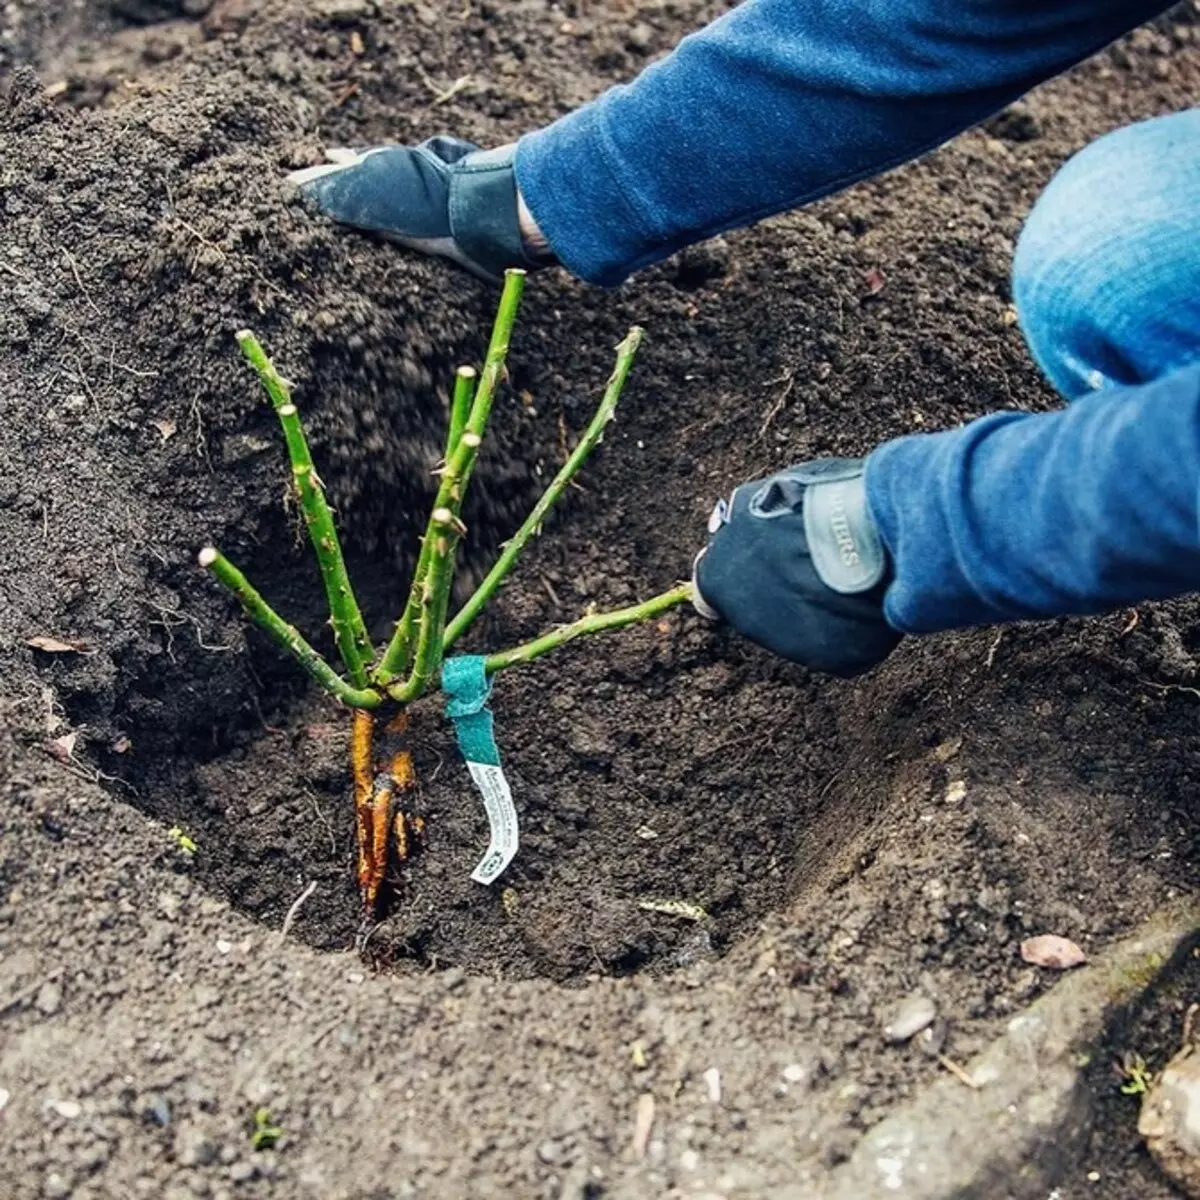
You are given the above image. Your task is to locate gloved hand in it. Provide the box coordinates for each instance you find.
[288,138,547,284]
[692,458,902,677]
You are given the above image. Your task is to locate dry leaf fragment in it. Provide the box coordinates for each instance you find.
[151,419,177,441]
[27,635,90,654]
[1021,934,1087,970]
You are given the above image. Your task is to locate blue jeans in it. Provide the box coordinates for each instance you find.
[867,110,1200,632]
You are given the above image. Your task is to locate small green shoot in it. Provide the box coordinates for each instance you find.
[1118,1051,1153,1096]
[167,826,197,856]
[251,1107,283,1151]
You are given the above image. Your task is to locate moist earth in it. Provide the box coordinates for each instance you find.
[2,3,1199,1197]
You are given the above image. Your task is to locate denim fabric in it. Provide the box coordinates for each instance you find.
[515,0,1169,286]
[866,110,1200,633]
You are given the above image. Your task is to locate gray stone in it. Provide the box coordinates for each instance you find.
[175,1125,218,1167]
[44,1173,72,1200]
[34,981,62,1016]
[881,993,937,1043]
[142,1093,172,1127]
[228,1160,257,1184]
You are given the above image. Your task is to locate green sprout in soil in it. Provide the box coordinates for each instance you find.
[250,1107,283,1151]
[201,269,692,915]
[1118,1050,1154,1096]
[167,826,197,856]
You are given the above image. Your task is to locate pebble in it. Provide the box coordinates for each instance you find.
[703,1067,722,1104]
[44,1173,71,1199]
[882,993,938,1043]
[536,1140,562,1164]
[228,1161,257,1184]
[781,1063,808,1085]
[0,1088,10,1112]
[34,981,62,1016]
[916,1019,949,1058]
[142,1093,172,1127]
[175,1126,218,1167]
[45,1099,81,1120]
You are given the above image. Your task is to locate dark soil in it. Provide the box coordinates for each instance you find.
[2,2,1199,1196]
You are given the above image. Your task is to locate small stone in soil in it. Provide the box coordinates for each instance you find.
[141,1093,172,1127]
[882,993,938,1043]
[35,980,62,1015]
[1020,933,1087,969]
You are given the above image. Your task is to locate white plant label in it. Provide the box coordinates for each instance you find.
[466,761,519,885]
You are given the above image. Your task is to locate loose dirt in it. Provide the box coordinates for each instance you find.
[2,3,1199,1196]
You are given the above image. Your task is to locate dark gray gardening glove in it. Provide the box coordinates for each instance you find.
[692,458,902,677]
[287,138,547,284]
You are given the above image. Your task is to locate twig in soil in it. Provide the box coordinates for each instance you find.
[1183,1001,1198,1047]
[278,880,318,946]
[937,1053,979,1089]
[985,629,1004,670]
[754,368,796,442]
[1140,679,1200,701]
[631,1093,656,1159]
[416,66,473,106]
[62,249,104,321]
[445,327,644,650]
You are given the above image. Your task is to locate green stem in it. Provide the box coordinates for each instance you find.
[236,330,372,687]
[373,269,527,687]
[483,583,693,675]
[388,512,459,704]
[445,326,644,651]
[445,365,477,464]
[199,548,381,709]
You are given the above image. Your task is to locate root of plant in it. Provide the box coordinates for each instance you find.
[200,270,693,920]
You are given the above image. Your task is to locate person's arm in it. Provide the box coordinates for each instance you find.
[516,0,1171,285]
[695,363,1200,675]
[291,1,1168,287]
[867,361,1200,634]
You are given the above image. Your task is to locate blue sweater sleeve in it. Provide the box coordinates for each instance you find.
[515,0,1170,285]
[865,365,1200,633]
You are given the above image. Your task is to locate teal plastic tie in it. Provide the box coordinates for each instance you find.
[442,655,501,767]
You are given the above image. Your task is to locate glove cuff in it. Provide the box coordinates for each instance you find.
[449,147,543,282]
